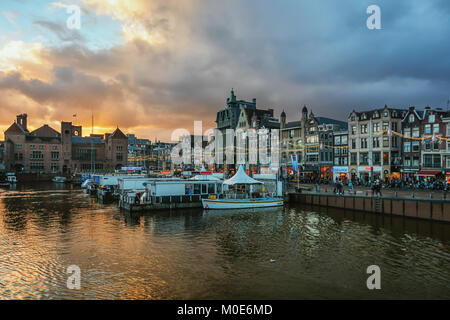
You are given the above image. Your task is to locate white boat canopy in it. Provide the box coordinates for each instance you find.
[223,165,263,185]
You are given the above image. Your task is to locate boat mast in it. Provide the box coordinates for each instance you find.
[91,108,95,174]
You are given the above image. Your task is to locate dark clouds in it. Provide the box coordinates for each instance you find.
[1,0,450,140]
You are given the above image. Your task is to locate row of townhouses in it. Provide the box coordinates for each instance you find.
[281,105,450,182]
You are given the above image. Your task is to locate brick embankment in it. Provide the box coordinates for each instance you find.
[288,191,450,223]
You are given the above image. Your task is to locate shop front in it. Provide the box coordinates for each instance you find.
[332,166,349,182]
[320,166,332,181]
[358,166,382,183]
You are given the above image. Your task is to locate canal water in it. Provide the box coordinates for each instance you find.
[0,184,449,299]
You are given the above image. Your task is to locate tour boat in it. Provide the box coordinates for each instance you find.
[201,165,284,210]
[202,197,284,209]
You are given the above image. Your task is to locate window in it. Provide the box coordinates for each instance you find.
[433,124,439,134]
[39,145,44,150]
[30,162,44,171]
[447,156,450,169]
[383,137,389,147]
[351,139,356,149]
[351,125,357,135]
[30,145,36,149]
[423,154,440,168]
[360,124,368,134]
[404,142,411,152]
[117,146,123,151]
[15,144,22,149]
[360,138,368,149]
[359,152,368,165]
[412,127,420,137]
[404,156,411,166]
[382,122,389,130]
[409,114,415,123]
[51,163,59,172]
[373,122,380,132]
[413,156,420,166]
[433,141,440,150]
[15,153,23,161]
[412,141,420,152]
[425,140,431,151]
[290,130,295,138]
[51,152,59,160]
[373,152,381,165]
[30,151,43,160]
[424,124,431,134]
[334,136,341,145]
[373,137,380,148]
[383,111,388,117]
[383,152,389,165]
[447,124,450,136]
[429,114,435,123]
[52,146,58,151]
[116,153,123,161]
[404,128,411,137]
[350,153,357,165]
[341,136,347,145]
[391,136,398,148]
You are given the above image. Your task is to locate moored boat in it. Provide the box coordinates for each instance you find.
[201,165,283,210]
[52,176,67,183]
[202,197,283,209]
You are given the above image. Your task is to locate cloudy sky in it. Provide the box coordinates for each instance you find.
[1,0,449,141]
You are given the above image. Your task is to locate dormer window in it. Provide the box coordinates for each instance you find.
[383,111,388,117]
[409,114,415,123]
[429,114,435,123]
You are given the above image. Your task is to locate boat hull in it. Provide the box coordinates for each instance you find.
[202,198,284,210]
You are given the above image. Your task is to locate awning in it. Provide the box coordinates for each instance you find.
[223,165,263,185]
[416,170,441,177]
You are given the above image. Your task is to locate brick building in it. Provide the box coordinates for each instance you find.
[3,114,128,174]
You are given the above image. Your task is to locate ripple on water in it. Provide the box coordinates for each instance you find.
[0,186,449,299]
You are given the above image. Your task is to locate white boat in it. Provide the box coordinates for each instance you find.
[52,176,67,183]
[201,165,284,210]
[202,197,283,209]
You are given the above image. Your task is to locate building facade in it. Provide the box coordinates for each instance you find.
[216,89,279,174]
[280,106,347,181]
[348,105,407,182]
[4,114,128,174]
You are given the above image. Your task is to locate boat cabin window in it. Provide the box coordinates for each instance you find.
[208,184,215,194]
[185,184,193,195]
[194,184,201,194]
[201,184,207,194]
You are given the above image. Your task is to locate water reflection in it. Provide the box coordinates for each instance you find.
[0,184,449,299]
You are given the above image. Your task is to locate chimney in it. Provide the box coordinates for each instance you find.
[16,113,28,131]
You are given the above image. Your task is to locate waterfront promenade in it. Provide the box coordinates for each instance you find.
[287,182,450,200]
[288,184,450,223]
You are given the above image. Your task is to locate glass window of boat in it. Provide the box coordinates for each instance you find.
[201,184,207,194]
[194,184,201,194]
[208,184,215,194]
[185,184,193,195]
